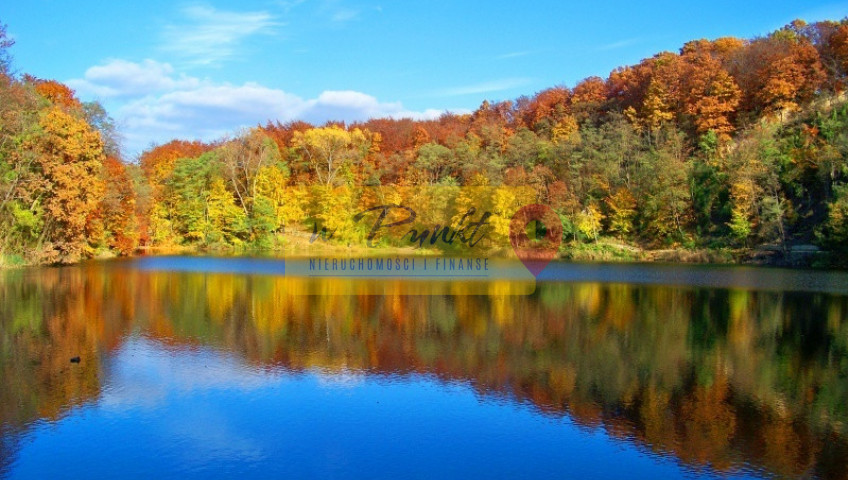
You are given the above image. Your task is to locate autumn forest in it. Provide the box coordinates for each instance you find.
[2,19,848,266]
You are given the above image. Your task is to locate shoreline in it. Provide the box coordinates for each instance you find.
[2,241,845,271]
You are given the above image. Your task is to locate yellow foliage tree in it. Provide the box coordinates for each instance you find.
[551,114,580,145]
[255,164,307,233]
[292,125,371,186]
[30,108,106,262]
[577,204,604,241]
[207,177,248,245]
[605,188,637,238]
[490,186,519,244]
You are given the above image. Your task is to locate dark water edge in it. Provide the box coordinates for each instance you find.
[1,258,848,479]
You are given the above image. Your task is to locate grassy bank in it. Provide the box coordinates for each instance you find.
[559,240,736,264]
[558,239,848,268]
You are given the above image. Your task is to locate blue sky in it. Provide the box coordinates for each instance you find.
[3,0,847,157]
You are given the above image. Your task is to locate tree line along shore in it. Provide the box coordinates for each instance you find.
[2,19,848,268]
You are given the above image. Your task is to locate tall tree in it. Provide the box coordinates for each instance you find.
[31,108,106,262]
[680,43,742,139]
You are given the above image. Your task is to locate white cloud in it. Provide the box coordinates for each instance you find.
[162,5,280,66]
[438,77,533,97]
[302,90,402,123]
[119,82,303,138]
[68,59,200,98]
[121,84,449,152]
[71,60,456,156]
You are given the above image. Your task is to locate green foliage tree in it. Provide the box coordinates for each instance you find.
[414,143,456,184]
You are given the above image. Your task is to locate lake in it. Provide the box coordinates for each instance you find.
[1,257,848,479]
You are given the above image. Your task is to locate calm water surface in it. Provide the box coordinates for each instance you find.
[1,257,848,479]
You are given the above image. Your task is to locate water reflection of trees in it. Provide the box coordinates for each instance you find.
[1,265,848,478]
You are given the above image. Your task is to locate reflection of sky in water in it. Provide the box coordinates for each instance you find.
[539,262,848,294]
[100,337,282,410]
[125,256,848,294]
[4,338,766,480]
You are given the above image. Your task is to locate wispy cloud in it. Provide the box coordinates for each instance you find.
[161,5,280,66]
[331,8,359,22]
[318,0,361,24]
[275,0,308,13]
[496,51,532,60]
[274,0,363,25]
[437,78,533,97]
[596,38,640,51]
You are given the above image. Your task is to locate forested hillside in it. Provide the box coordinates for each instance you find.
[2,19,848,265]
